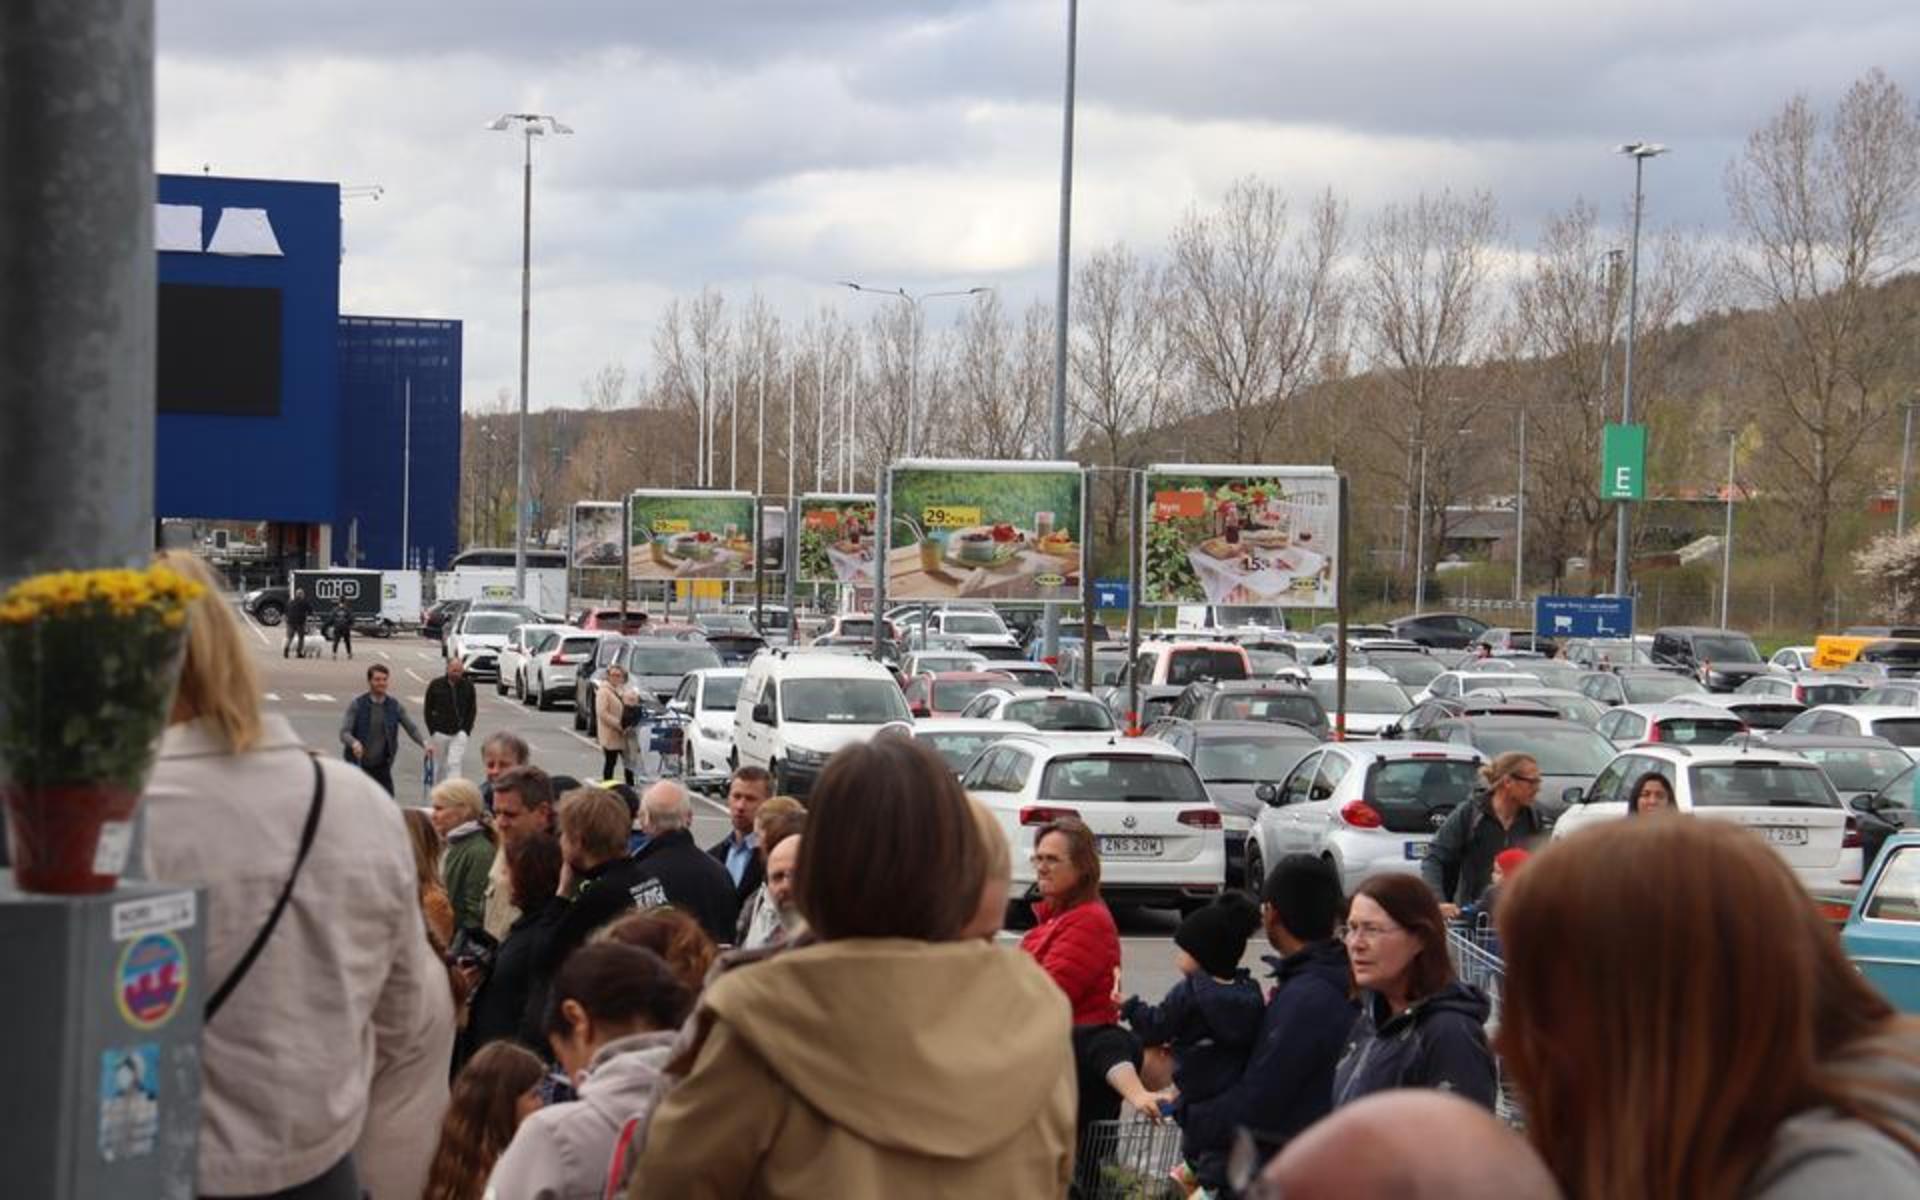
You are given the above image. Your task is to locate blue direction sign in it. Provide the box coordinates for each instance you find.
[1094,579,1131,610]
[1534,595,1634,639]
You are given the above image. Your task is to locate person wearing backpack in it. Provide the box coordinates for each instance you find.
[1419,752,1546,917]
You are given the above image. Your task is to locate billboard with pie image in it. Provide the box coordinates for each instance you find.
[884,460,1085,604]
[626,490,759,583]
[1141,467,1340,608]
[797,494,879,586]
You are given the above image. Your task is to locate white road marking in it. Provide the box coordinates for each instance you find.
[240,606,270,646]
[301,693,336,703]
[692,792,731,817]
[376,649,392,661]
[416,651,439,662]
[263,692,281,702]
[405,669,428,684]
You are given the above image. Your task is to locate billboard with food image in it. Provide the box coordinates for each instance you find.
[571,501,626,598]
[797,494,879,586]
[626,490,758,583]
[1141,467,1340,608]
[885,460,1085,603]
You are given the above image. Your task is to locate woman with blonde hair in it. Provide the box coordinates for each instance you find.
[430,776,493,932]
[1421,750,1547,919]
[140,551,453,1199]
[1497,817,1920,1198]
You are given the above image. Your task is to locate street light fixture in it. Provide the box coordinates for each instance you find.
[488,111,572,602]
[1612,140,1667,598]
[839,281,990,457]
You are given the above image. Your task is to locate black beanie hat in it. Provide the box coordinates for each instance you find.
[1175,892,1262,978]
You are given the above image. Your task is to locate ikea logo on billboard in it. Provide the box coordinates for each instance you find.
[155,204,283,256]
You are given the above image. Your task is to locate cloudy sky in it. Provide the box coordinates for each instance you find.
[155,1,1919,412]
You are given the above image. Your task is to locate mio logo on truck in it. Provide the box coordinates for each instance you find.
[313,579,363,601]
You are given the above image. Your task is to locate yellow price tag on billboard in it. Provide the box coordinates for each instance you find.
[651,518,692,534]
[922,505,982,529]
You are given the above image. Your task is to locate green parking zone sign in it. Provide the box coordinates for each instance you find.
[1600,423,1647,500]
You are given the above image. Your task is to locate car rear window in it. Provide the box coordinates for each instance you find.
[932,679,999,711]
[1167,649,1249,685]
[1686,763,1839,808]
[1193,736,1316,783]
[943,614,1006,635]
[1872,719,1920,748]
[1864,848,1920,922]
[1800,683,1868,706]
[1623,675,1706,703]
[1653,717,1744,745]
[1363,757,1480,833]
[558,637,598,658]
[1307,680,1410,715]
[1736,706,1803,731]
[628,645,723,675]
[1040,756,1207,804]
[1003,698,1116,732]
[1214,691,1326,729]
[1796,747,1913,794]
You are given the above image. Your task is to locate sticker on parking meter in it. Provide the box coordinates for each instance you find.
[116,933,189,1030]
[99,1044,160,1161]
[112,892,197,942]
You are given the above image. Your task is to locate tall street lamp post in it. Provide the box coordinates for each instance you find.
[1721,429,1737,628]
[838,282,990,457]
[1898,396,1919,534]
[487,111,572,602]
[1612,141,1667,598]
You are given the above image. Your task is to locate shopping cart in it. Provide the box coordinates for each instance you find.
[1075,1112,1184,1200]
[1446,919,1524,1129]
[648,710,689,779]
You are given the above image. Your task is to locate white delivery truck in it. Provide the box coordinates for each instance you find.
[432,566,568,618]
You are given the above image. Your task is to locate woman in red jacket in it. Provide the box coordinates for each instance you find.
[1020,818,1166,1147]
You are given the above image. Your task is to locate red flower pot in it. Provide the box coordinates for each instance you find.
[3,782,140,894]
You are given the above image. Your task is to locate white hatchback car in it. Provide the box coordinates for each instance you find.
[962,733,1225,913]
[1781,706,1920,761]
[1302,666,1412,738]
[445,610,525,678]
[1412,670,1542,706]
[519,629,605,711]
[1554,745,1860,890]
[660,668,745,788]
[957,687,1118,732]
[1246,741,1486,896]
[909,718,1036,777]
[494,623,573,697]
[1594,703,1749,750]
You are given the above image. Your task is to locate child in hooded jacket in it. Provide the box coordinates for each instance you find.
[1118,892,1266,1194]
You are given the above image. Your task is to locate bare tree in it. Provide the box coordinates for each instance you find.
[1726,68,1920,618]
[651,288,730,489]
[1071,242,1177,539]
[1166,177,1347,462]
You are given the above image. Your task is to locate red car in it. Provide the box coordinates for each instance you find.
[904,671,1014,718]
[577,607,651,635]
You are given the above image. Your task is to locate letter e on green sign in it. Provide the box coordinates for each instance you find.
[1600,424,1647,501]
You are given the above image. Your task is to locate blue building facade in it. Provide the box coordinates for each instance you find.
[154,174,462,569]
[335,317,463,570]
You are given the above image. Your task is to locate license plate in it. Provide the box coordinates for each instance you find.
[1404,842,1430,860]
[1099,836,1163,858]
[1761,826,1808,847]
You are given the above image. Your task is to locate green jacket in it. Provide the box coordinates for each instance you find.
[442,825,494,934]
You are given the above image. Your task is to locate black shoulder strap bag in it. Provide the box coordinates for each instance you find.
[205,754,326,1021]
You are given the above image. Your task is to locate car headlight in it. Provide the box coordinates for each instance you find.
[786,747,829,766]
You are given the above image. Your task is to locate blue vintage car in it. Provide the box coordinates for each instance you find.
[1842,829,1920,1013]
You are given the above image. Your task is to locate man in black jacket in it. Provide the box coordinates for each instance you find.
[1420,753,1546,916]
[634,780,740,944]
[423,658,479,782]
[283,588,313,658]
[708,765,771,902]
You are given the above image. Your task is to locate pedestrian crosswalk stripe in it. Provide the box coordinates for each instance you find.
[263,692,281,702]
[301,693,336,702]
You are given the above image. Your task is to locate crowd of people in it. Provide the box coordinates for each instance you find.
[135,551,1920,1198]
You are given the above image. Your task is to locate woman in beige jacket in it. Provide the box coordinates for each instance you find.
[630,736,1076,1198]
[594,664,643,784]
[141,553,454,1199]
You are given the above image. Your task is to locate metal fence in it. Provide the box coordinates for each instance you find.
[1075,1113,1184,1199]
[1446,922,1524,1129]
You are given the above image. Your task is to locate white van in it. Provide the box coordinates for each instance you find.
[732,650,914,794]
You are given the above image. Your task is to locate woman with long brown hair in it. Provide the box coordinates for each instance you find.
[422,1041,545,1200]
[1331,872,1497,1109]
[1498,817,1920,1198]
[402,806,457,948]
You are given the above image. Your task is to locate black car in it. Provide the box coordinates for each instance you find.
[1852,759,1920,870]
[1389,612,1491,649]
[1383,694,1558,739]
[1649,626,1768,692]
[1147,718,1322,887]
[1166,680,1329,738]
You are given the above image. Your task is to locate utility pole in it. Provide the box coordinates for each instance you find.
[1898,397,1917,534]
[1043,0,1079,662]
[1514,408,1526,603]
[1613,142,1666,597]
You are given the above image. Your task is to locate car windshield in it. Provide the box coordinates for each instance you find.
[1654,717,1745,745]
[1040,755,1207,804]
[1167,649,1249,685]
[1193,736,1316,783]
[1687,762,1838,808]
[1367,656,1444,688]
[1004,697,1116,732]
[918,655,985,674]
[1460,676,1534,694]
[1797,747,1913,793]
[943,615,1005,635]
[917,731,1003,774]
[1871,719,1920,748]
[701,676,742,711]
[1623,675,1706,703]
[1517,694,1605,726]
[1861,688,1920,704]
[699,615,754,634]
[1474,727,1613,775]
[1141,694,1181,721]
[1213,691,1324,728]
[627,644,722,675]
[1307,680,1410,715]
[1245,649,1297,676]
[932,679,999,710]
[462,614,520,635]
[1695,635,1762,664]
[780,679,911,724]
[1801,683,1868,706]
[1582,639,1652,665]
[1735,705,1803,731]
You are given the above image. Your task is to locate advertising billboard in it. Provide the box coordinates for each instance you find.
[885,461,1084,603]
[797,494,879,586]
[570,501,625,598]
[627,490,758,583]
[1141,467,1340,608]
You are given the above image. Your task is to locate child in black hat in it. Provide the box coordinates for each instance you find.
[1118,891,1265,1194]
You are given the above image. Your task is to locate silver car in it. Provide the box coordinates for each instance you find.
[1247,741,1485,895]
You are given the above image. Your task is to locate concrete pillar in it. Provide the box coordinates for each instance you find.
[0,0,156,581]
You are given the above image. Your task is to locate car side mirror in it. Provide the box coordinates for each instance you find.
[1255,782,1279,806]
[752,702,775,725]
[1562,786,1585,806]
[1379,724,1400,739]
[666,700,690,716]
[1846,794,1879,816]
